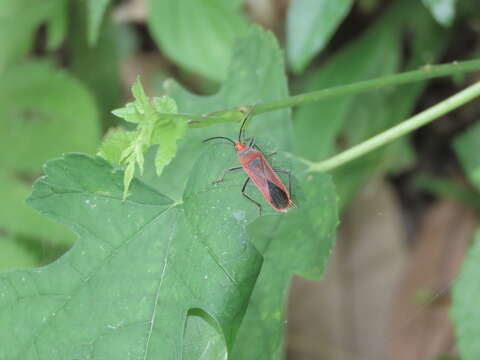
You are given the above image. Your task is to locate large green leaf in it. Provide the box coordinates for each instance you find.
[140,24,336,358]
[0,0,68,71]
[148,0,249,82]
[452,229,480,360]
[156,26,338,357]
[0,152,262,358]
[0,62,100,249]
[286,0,353,73]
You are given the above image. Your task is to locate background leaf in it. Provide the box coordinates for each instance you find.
[447,119,480,360]
[86,0,112,45]
[453,122,480,191]
[452,229,480,360]
[0,0,68,71]
[333,3,447,207]
[68,1,122,129]
[292,1,406,161]
[421,0,457,26]
[0,61,100,250]
[148,0,249,82]
[286,0,353,73]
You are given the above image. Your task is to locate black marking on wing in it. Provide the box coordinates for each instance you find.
[267,181,289,209]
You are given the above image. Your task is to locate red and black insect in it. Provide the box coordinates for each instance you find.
[203,109,294,215]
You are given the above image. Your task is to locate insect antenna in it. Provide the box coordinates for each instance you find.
[202,136,236,146]
[238,105,257,142]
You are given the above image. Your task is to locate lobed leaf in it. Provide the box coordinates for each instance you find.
[0,152,263,359]
[158,26,338,357]
[105,79,185,199]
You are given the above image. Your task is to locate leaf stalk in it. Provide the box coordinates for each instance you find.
[308,81,480,173]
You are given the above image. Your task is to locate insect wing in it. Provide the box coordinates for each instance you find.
[242,153,291,211]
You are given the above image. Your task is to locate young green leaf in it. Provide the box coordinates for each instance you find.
[452,229,480,360]
[104,78,185,199]
[148,0,249,82]
[286,0,353,73]
[97,128,136,164]
[0,153,262,359]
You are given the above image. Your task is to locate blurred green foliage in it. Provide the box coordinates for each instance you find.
[0,0,479,358]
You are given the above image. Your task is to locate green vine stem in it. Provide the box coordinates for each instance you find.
[158,59,480,122]
[307,80,480,173]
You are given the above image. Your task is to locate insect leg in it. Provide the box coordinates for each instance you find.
[241,177,262,216]
[212,167,243,184]
[273,169,292,195]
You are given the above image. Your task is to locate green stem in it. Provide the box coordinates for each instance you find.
[308,81,480,173]
[158,59,480,121]
[253,59,480,115]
